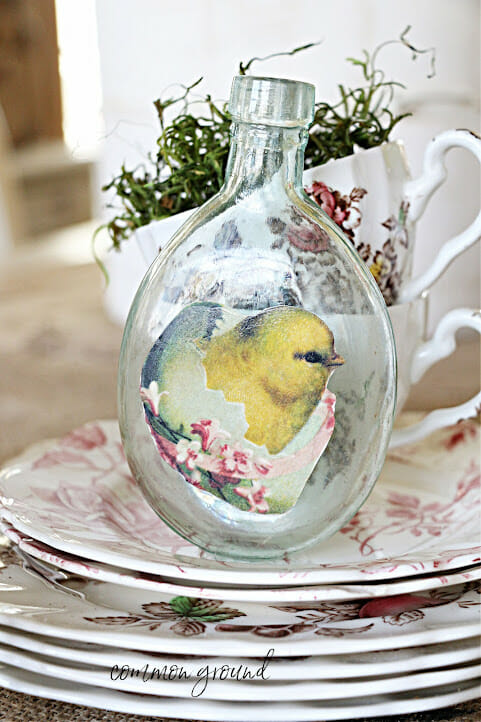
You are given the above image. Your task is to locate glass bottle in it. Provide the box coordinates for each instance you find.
[118,76,396,560]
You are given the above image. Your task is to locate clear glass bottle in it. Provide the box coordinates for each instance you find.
[118,76,396,560]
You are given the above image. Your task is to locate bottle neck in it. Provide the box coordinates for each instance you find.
[222,122,308,199]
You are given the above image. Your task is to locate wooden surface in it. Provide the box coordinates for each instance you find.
[0,0,63,146]
[0,244,479,720]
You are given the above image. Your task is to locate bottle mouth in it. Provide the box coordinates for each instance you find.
[229,75,315,128]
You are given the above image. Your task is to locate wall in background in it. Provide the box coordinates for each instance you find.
[95,0,480,327]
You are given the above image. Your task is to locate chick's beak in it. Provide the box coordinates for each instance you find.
[326,352,345,368]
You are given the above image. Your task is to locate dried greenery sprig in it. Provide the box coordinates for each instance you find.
[305,25,435,166]
[98,27,435,255]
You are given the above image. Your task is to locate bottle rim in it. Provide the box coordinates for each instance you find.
[229,75,315,128]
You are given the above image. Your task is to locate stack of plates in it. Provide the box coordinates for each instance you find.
[0,418,479,720]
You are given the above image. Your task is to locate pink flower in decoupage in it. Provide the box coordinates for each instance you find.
[140,381,168,416]
[175,439,203,471]
[218,443,254,476]
[63,424,107,451]
[190,418,230,452]
[234,480,270,513]
[188,469,203,489]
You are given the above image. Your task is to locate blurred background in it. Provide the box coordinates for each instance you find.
[0,0,479,323]
[0,0,479,462]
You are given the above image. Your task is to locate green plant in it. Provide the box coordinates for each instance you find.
[98,27,434,256]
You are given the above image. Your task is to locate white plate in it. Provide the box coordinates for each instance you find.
[0,419,479,586]
[0,558,479,657]
[5,524,481,603]
[0,641,479,701]
[2,625,479,681]
[0,663,479,721]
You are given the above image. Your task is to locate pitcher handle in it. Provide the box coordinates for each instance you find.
[399,129,481,303]
[390,308,481,447]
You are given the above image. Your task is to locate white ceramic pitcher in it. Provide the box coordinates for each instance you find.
[303,129,481,305]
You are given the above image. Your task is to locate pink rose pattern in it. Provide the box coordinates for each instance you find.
[305,182,366,241]
[304,181,410,305]
[11,424,192,552]
[1,419,479,580]
[340,460,480,558]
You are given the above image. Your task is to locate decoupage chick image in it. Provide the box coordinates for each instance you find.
[140,302,344,514]
[199,306,344,454]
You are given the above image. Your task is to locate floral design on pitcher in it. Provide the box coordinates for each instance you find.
[356,199,410,304]
[141,303,343,514]
[304,181,411,305]
[304,181,367,241]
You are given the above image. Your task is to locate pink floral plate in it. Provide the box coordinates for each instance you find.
[0,419,479,586]
[3,524,481,604]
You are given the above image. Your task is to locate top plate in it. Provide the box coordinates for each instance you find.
[0,419,479,586]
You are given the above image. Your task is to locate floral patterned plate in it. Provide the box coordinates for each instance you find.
[3,524,481,604]
[0,641,479,702]
[2,623,479,682]
[0,556,479,656]
[0,419,479,586]
[0,663,479,720]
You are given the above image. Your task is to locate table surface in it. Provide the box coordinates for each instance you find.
[0,248,479,721]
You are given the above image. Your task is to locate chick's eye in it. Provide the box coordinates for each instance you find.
[294,351,326,364]
[304,351,324,364]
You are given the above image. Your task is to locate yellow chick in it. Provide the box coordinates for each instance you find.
[200,306,344,454]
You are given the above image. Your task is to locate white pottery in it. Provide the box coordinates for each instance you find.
[4,525,480,603]
[0,418,479,586]
[304,129,481,305]
[0,641,478,702]
[104,129,481,323]
[389,295,481,446]
[0,663,478,721]
[0,561,479,656]
[2,627,478,682]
